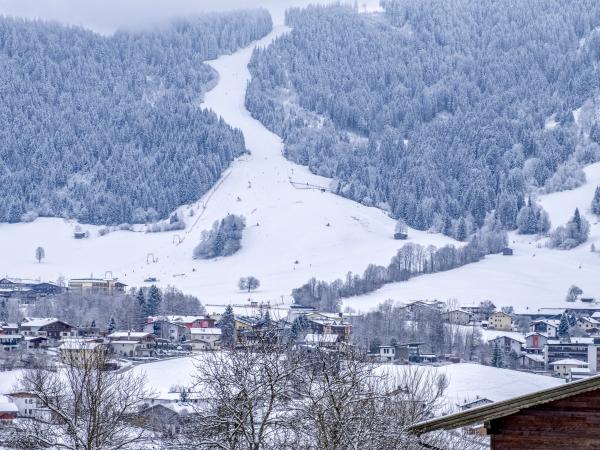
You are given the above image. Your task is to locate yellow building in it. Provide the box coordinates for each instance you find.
[488,311,512,331]
[68,278,127,294]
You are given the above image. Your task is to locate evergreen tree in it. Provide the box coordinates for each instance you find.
[136,288,147,331]
[491,342,503,368]
[289,315,310,343]
[146,285,162,317]
[592,186,600,216]
[455,218,467,241]
[558,314,570,338]
[0,299,7,322]
[180,389,189,403]
[219,305,236,349]
[107,317,116,334]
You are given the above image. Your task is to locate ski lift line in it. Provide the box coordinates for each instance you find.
[186,171,232,236]
[289,180,330,192]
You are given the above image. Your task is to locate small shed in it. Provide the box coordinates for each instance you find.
[394,232,408,240]
[501,247,513,256]
[74,230,88,239]
[408,375,600,449]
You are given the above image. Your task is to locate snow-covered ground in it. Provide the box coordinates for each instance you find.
[380,363,563,409]
[344,162,600,312]
[133,358,563,411]
[0,17,456,308]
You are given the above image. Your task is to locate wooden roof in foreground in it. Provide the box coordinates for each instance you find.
[408,374,600,435]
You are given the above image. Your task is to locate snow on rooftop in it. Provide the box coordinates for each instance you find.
[304,333,338,343]
[108,332,151,339]
[20,317,60,327]
[190,327,221,335]
[550,359,588,366]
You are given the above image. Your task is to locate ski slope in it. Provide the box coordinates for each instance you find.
[344,162,600,312]
[0,10,455,308]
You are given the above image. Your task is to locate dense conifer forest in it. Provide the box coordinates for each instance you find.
[246,1,600,237]
[0,10,272,224]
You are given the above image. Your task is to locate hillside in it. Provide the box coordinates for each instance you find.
[0,10,272,224]
[0,24,458,306]
[344,162,600,311]
[246,2,600,238]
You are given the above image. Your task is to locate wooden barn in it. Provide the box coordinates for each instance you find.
[408,375,600,449]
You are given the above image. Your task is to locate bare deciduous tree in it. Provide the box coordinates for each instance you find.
[3,343,152,450]
[182,339,302,450]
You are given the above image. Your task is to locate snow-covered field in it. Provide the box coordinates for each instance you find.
[0,13,455,309]
[380,363,563,409]
[133,357,563,409]
[344,162,600,312]
[129,358,564,411]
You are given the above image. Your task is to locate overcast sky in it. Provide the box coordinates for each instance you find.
[0,0,381,34]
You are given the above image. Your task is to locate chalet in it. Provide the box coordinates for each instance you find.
[68,278,127,294]
[407,375,600,449]
[24,336,48,349]
[0,278,63,299]
[303,333,341,350]
[0,334,23,351]
[529,319,559,338]
[305,312,352,343]
[144,320,189,342]
[549,359,588,379]
[501,247,513,256]
[461,302,496,322]
[59,339,105,366]
[488,312,512,331]
[398,300,445,321]
[0,398,18,424]
[442,309,472,325]
[107,331,156,357]
[0,322,18,335]
[138,403,191,434]
[489,336,523,355]
[378,345,395,362]
[7,392,52,421]
[524,332,548,354]
[577,316,600,332]
[519,353,545,371]
[189,327,222,350]
[286,304,317,323]
[394,342,437,363]
[19,317,74,341]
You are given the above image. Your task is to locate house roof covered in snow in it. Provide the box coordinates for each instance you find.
[108,331,152,339]
[20,317,63,328]
[550,359,588,366]
[407,375,600,435]
[190,327,221,336]
[304,333,338,344]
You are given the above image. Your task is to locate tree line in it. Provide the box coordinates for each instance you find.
[292,215,507,312]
